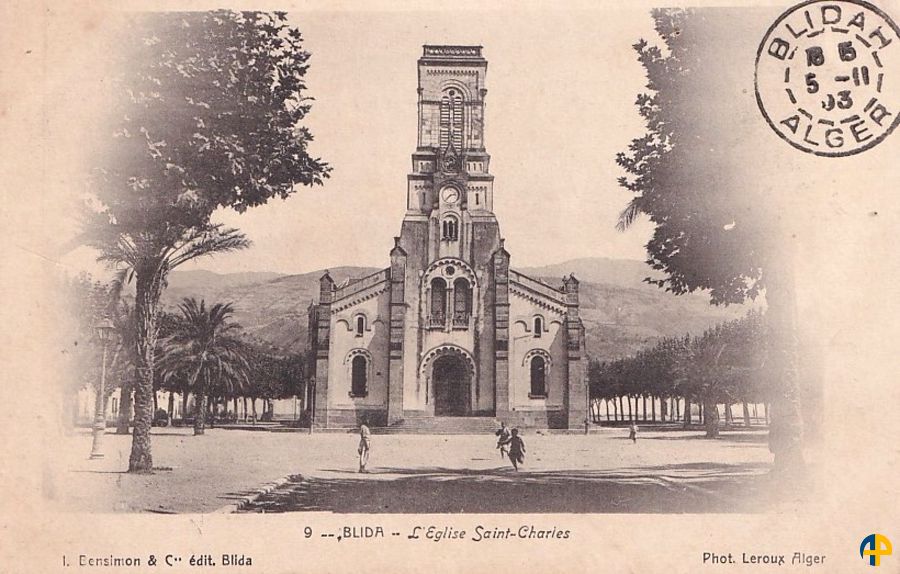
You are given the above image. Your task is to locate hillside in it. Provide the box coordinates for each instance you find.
[163,259,755,360]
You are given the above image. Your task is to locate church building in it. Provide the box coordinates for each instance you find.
[307,45,587,430]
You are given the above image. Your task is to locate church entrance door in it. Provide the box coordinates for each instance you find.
[432,355,470,416]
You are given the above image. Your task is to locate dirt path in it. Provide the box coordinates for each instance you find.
[53,427,775,513]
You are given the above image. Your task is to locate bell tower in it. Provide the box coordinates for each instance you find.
[404,45,498,267]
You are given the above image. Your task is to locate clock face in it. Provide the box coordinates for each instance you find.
[441,187,459,204]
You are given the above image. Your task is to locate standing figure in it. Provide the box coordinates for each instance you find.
[501,428,526,471]
[495,421,511,459]
[628,420,638,444]
[358,423,371,473]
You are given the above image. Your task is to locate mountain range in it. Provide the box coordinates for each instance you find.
[162,258,757,360]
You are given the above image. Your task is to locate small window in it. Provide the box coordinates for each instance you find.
[452,278,471,327]
[534,317,543,337]
[530,356,547,397]
[111,397,119,416]
[355,316,365,337]
[430,277,447,326]
[442,216,459,241]
[351,355,368,397]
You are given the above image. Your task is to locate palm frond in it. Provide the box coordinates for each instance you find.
[167,225,251,269]
[616,197,644,231]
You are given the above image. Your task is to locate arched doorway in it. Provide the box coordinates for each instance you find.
[432,354,470,416]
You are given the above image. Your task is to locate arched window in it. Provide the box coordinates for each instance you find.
[439,89,464,149]
[355,315,366,337]
[430,277,447,326]
[453,278,471,326]
[533,316,543,338]
[442,216,459,241]
[530,356,547,397]
[351,355,368,397]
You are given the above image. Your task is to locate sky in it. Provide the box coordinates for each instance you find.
[47,4,899,284]
[53,7,659,278]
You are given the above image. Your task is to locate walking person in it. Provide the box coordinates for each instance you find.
[628,420,638,444]
[495,420,511,459]
[500,428,526,471]
[358,422,371,473]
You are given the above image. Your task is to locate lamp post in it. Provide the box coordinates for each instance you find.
[89,317,115,460]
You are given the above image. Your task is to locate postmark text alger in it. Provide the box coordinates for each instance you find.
[755,0,900,156]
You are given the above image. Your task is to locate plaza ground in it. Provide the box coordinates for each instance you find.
[52,426,791,514]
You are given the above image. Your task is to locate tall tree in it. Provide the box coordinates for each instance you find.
[617,9,802,471]
[82,11,330,472]
[158,299,249,435]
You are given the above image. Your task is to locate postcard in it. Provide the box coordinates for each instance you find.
[1,1,898,572]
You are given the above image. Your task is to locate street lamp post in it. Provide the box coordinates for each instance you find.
[89,317,115,460]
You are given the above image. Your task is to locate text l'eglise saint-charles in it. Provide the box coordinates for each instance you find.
[406,525,570,542]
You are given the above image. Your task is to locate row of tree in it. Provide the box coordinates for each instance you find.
[64,273,305,437]
[589,311,767,437]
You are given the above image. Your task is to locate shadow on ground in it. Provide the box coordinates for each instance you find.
[642,433,769,444]
[240,462,775,514]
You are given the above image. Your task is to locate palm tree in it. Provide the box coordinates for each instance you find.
[158,298,249,436]
[108,300,138,435]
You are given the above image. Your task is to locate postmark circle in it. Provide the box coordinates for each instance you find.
[755,0,900,156]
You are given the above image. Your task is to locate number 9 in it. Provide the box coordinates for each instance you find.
[304,526,313,538]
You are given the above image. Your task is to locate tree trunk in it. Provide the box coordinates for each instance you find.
[642,396,648,422]
[167,391,175,419]
[116,378,134,434]
[194,391,207,436]
[743,402,752,427]
[182,391,189,420]
[208,395,216,429]
[683,398,692,427]
[152,390,158,414]
[128,268,163,473]
[704,398,719,438]
[243,397,248,421]
[765,249,805,474]
[725,403,734,427]
[605,400,611,422]
[618,396,624,422]
[675,398,680,421]
[651,396,657,422]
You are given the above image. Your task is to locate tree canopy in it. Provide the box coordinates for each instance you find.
[591,310,767,406]
[616,9,768,305]
[617,9,805,468]
[81,10,331,472]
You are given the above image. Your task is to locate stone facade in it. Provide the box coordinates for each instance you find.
[307,45,587,429]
